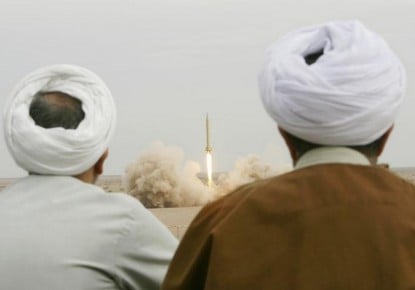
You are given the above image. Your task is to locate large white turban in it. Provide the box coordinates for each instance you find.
[259,20,406,145]
[3,64,116,175]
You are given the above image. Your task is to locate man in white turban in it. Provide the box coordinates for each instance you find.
[162,21,415,290]
[1,64,178,290]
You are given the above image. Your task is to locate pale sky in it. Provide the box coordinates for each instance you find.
[0,0,414,177]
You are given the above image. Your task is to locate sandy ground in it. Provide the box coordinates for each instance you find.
[149,206,202,239]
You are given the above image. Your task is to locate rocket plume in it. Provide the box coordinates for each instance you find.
[123,142,215,208]
[206,152,213,187]
[205,114,213,187]
[123,142,292,208]
[121,115,293,207]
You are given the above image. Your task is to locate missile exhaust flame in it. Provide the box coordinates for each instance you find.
[205,114,213,187]
[206,152,213,187]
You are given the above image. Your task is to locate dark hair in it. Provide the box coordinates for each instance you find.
[29,91,85,129]
[288,132,383,159]
[304,49,324,65]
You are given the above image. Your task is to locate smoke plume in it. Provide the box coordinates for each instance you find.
[215,154,291,195]
[123,142,215,208]
[123,142,291,208]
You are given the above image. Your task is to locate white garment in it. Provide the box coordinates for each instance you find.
[3,64,116,175]
[0,175,178,290]
[258,20,406,145]
[295,146,370,170]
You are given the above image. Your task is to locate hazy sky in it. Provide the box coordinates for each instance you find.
[0,0,414,177]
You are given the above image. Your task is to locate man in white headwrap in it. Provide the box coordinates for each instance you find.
[1,64,178,290]
[163,21,415,290]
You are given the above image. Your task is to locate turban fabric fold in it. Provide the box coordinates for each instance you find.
[259,20,406,145]
[3,64,116,175]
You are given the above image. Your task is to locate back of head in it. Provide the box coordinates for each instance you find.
[3,64,116,175]
[29,91,85,130]
[258,20,406,147]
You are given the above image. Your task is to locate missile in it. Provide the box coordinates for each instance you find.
[205,113,212,153]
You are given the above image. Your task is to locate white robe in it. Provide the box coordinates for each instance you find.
[0,175,178,290]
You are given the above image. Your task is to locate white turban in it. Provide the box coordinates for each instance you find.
[259,20,406,145]
[3,64,116,175]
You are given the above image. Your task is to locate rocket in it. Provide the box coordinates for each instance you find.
[205,113,212,153]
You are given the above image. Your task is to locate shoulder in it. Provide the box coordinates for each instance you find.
[51,176,176,242]
[109,192,166,228]
[104,192,177,243]
[190,165,415,229]
[185,176,280,235]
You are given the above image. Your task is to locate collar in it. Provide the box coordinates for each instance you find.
[295,147,371,170]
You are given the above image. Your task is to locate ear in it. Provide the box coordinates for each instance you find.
[376,126,393,157]
[94,149,109,175]
[278,127,298,163]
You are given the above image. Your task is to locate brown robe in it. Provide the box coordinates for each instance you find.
[163,164,415,290]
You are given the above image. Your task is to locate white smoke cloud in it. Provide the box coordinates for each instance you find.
[216,154,292,195]
[123,142,215,208]
[123,142,292,208]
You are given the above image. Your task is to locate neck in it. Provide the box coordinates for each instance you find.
[364,154,378,166]
[74,168,98,184]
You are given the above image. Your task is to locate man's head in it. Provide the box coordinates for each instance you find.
[258,20,406,164]
[3,64,116,182]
